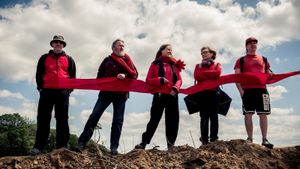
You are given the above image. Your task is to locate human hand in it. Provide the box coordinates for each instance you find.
[163,78,169,84]
[117,73,126,80]
[170,89,177,96]
[240,90,244,97]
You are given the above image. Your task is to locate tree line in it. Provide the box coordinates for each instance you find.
[0,113,79,157]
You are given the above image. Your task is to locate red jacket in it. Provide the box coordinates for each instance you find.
[194,62,221,90]
[146,61,182,92]
[36,50,76,90]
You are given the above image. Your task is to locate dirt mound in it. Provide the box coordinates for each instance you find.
[1,139,299,169]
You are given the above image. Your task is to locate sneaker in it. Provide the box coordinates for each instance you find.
[262,138,274,149]
[29,148,41,156]
[135,142,146,150]
[110,149,118,155]
[246,137,253,143]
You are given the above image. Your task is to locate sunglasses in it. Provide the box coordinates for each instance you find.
[52,40,64,44]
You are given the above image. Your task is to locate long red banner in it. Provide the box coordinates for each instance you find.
[44,71,300,95]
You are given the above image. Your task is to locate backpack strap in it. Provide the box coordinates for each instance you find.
[240,56,245,73]
[262,56,272,73]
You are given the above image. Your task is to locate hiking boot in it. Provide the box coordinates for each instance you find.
[29,148,41,156]
[110,149,118,155]
[200,137,208,145]
[135,142,146,150]
[73,142,85,152]
[167,144,174,150]
[262,138,274,149]
[246,137,253,143]
[210,138,218,142]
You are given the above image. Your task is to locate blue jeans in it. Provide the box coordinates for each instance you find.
[78,96,126,151]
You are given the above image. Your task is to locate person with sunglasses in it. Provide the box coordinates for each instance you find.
[234,37,274,149]
[29,35,76,155]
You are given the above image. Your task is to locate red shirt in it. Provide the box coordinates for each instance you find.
[194,62,222,90]
[234,54,270,89]
[146,62,182,92]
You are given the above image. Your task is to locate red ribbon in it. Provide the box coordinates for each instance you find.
[43,71,300,94]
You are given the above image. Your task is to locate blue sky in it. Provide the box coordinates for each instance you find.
[0,0,299,152]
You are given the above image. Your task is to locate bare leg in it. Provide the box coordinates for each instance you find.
[259,114,268,139]
[244,113,253,140]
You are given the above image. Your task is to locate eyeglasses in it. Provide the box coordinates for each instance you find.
[201,50,210,55]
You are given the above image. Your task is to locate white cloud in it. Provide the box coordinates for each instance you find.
[0,89,37,119]
[0,101,36,119]
[225,107,243,120]
[0,89,27,100]
[0,0,299,82]
[75,103,300,152]
[79,109,92,124]
[271,107,294,116]
[69,96,77,105]
[267,85,288,100]
[1,0,300,152]
[0,105,16,115]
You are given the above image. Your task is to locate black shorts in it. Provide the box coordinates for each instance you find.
[242,88,271,115]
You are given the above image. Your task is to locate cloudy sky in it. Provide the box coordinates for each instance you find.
[0,0,299,153]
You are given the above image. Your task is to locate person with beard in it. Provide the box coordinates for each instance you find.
[29,35,76,155]
[77,39,138,155]
[234,37,274,149]
[193,47,222,145]
[135,44,185,150]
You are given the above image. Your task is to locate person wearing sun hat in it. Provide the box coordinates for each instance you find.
[234,36,274,149]
[29,35,76,155]
[50,35,67,47]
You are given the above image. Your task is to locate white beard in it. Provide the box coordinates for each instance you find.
[115,51,125,57]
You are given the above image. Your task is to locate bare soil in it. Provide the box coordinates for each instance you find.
[1,139,299,169]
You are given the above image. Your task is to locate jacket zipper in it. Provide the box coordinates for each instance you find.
[56,56,59,78]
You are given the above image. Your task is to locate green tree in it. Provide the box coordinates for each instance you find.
[0,113,35,156]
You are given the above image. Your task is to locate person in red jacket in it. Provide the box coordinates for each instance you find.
[234,37,274,149]
[29,35,76,155]
[135,44,184,150]
[194,47,222,145]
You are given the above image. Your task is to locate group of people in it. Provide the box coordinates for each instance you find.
[29,35,274,156]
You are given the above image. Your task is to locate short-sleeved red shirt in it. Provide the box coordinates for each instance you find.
[234,54,270,89]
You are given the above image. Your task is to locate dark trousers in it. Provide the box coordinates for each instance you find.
[142,93,179,147]
[34,89,70,150]
[78,97,126,151]
[198,90,220,142]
